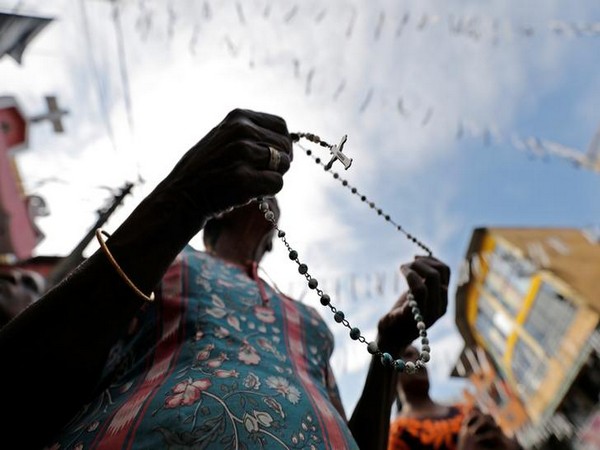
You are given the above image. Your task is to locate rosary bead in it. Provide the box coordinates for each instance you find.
[259,202,269,212]
[333,173,339,179]
[351,188,357,193]
[288,250,298,260]
[420,351,430,362]
[421,337,429,345]
[264,211,275,221]
[393,359,406,372]
[361,195,366,201]
[404,361,416,374]
[308,278,318,289]
[333,310,345,323]
[408,299,418,308]
[414,314,423,322]
[315,158,321,164]
[320,294,331,306]
[342,180,348,186]
[417,321,426,331]
[278,230,286,238]
[349,327,361,340]
[415,360,425,370]
[381,353,393,367]
[306,149,312,156]
[419,330,427,337]
[367,341,379,354]
[298,264,308,274]
[421,344,430,353]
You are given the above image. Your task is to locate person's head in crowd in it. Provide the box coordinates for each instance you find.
[396,344,432,405]
[0,267,45,327]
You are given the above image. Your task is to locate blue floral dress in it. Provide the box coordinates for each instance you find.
[47,248,358,450]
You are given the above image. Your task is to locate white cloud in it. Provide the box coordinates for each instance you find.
[2,0,598,415]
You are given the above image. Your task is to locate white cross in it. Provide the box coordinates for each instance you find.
[324,134,352,170]
[30,96,68,133]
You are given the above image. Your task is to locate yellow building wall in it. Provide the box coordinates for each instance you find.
[466,231,600,423]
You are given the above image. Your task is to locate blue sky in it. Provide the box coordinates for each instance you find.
[2,0,599,413]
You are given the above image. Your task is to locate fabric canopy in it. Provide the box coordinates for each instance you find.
[0,11,53,64]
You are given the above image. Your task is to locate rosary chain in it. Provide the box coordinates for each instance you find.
[290,132,433,258]
[258,200,431,373]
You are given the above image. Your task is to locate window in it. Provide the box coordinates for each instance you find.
[511,282,576,399]
[476,297,506,364]
[512,339,547,398]
[482,243,534,315]
[524,282,576,357]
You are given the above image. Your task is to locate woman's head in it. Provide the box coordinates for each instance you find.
[203,197,280,261]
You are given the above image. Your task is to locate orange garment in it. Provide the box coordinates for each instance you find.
[388,404,469,450]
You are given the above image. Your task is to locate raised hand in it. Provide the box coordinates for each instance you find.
[377,256,450,357]
[458,407,523,450]
[157,108,293,224]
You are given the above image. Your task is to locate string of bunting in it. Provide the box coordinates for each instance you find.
[132,1,600,44]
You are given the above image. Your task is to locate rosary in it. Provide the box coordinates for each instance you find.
[258,132,433,374]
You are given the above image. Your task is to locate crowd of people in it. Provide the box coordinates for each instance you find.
[0,109,521,449]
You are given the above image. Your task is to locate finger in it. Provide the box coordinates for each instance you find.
[255,125,293,157]
[230,108,290,136]
[401,264,428,306]
[262,144,291,174]
[415,255,450,287]
[220,109,293,158]
[410,259,443,322]
[234,141,290,175]
[236,167,285,199]
[225,109,293,157]
[217,141,287,196]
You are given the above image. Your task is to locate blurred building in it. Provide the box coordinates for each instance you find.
[453,227,600,449]
[0,95,43,262]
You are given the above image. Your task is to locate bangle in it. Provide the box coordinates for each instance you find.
[95,229,155,302]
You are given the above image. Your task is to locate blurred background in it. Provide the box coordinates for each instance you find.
[0,1,599,448]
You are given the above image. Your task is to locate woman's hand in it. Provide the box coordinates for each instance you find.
[156,108,293,223]
[377,256,450,357]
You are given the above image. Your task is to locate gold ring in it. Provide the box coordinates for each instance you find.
[268,146,281,171]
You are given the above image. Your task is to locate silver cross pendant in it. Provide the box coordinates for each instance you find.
[325,134,352,170]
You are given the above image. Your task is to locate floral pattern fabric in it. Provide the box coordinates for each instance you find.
[387,404,468,450]
[47,248,358,450]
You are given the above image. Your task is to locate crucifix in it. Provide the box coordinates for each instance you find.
[30,96,69,133]
[324,134,353,170]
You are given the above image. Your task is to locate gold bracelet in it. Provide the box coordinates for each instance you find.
[95,229,155,302]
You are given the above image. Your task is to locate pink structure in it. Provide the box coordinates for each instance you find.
[0,96,41,262]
